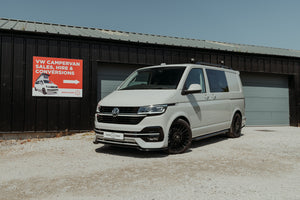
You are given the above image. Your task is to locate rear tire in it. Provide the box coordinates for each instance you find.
[167,119,192,154]
[227,113,242,138]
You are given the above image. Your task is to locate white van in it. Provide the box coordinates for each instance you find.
[94,63,246,154]
[34,73,58,95]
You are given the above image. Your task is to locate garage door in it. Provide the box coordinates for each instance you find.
[97,64,139,101]
[241,72,289,126]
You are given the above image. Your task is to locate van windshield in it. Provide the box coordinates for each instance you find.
[119,67,186,90]
[43,80,52,84]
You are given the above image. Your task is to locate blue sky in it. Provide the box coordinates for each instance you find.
[1,0,300,50]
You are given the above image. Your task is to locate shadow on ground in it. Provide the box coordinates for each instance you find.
[191,134,227,149]
[95,134,243,157]
[95,145,168,158]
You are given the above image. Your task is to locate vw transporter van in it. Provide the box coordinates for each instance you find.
[34,73,58,95]
[94,63,246,154]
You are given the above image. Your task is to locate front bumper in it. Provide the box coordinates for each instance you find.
[93,126,166,151]
[94,105,178,150]
[47,88,58,92]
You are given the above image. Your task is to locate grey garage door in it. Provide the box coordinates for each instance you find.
[241,72,289,126]
[97,64,140,101]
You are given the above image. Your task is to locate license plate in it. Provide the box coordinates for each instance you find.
[103,132,124,140]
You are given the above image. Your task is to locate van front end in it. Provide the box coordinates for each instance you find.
[93,104,174,151]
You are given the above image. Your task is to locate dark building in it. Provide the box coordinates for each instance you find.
[0,18,299,134]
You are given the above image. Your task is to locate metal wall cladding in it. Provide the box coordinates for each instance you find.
[0,34,95,132]
[0,31,299,133]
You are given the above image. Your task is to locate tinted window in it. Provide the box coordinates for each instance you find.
[184,68,206,93]
[206,69,229,92]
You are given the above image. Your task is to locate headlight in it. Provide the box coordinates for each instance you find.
[138,104,168,115]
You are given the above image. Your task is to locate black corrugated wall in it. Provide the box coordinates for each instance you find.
[0,31,299,133]
[0,33,98,132]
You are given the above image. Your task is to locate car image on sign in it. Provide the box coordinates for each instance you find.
[34,73,58,95]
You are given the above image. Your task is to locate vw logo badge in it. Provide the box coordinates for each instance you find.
[112,108,120,117]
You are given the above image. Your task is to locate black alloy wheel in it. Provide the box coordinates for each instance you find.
[227,113,242,138]
[168,119,192,154]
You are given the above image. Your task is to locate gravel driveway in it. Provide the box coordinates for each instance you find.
[1,127,300,200]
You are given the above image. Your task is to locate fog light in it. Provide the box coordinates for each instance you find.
[143,135,160,142]
[140,126,164,142]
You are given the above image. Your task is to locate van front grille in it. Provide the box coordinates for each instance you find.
[97,115,145,125]
[99,106,139,114]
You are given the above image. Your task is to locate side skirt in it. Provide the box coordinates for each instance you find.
[192,129,229,141]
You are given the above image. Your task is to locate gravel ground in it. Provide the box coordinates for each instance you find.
[0,127,300,200]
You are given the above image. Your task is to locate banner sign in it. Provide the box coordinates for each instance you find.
[32,56,83,97]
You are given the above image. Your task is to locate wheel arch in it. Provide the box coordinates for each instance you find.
[165,112,191,134]
[234,110,242,117]
[172,116,190,126]
[231,109,242,122]
[227,109,243,138]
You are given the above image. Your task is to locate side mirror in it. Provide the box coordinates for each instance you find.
[182,84,202,95]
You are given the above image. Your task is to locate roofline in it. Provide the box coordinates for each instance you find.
[1,17,300,58]
[139,63,238,73]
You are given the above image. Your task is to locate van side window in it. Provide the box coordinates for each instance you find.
[226,72,240,92]
[184,68,206,93]
[206,69,229,92]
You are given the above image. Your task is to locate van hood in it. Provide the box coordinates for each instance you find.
[100,90,177,106]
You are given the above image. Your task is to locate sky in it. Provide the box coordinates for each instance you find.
[1,0,300,50]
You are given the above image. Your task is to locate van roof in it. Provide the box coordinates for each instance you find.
[140,63,239,73]
[36,73,50,81]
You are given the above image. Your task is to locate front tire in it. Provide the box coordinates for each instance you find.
[227,113,242,138]
[42,88,47,95]
[167,119,192,154]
